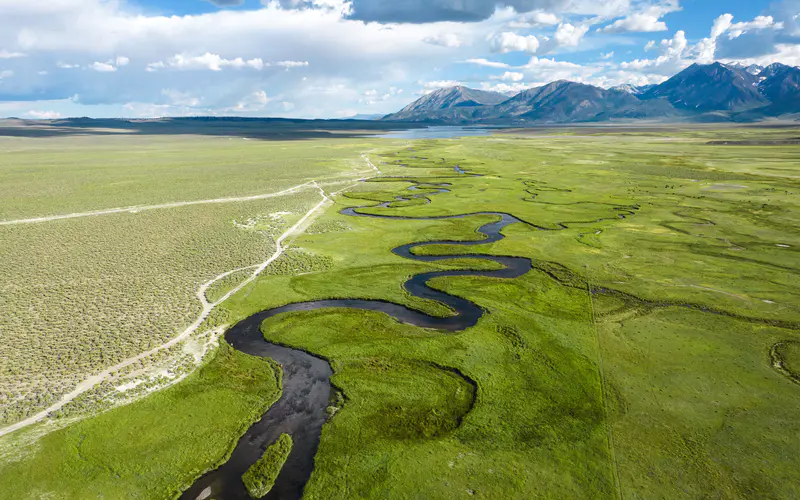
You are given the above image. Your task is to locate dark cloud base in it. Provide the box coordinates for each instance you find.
[270,0,562,23]
[348,0,564,23]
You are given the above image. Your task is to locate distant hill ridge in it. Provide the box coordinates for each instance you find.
[382,62,800,124]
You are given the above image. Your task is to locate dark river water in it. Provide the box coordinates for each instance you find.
[181,175,531,499]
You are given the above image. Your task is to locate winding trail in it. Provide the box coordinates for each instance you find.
[0,184,335,439]
[0,182,318,226]
[182,177,533,500]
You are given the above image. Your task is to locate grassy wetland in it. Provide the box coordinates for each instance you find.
[1,125,800,499]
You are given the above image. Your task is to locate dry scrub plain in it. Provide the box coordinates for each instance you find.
[0,134,377,426]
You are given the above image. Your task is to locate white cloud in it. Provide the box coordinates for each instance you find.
[465,58,511,68]
[691,14,732,64]
[517,56,600,85]
[0,70,13,78]
[90,61,117,72]
[491,71,525,81]
[508,11,560,28]
[600,13,667,33]
[601,51,614,59]
[359,86,403,104]
[480,81,529,93]
[722,43,800,67]
[0,49,26,59]
[711,13,734,39]
[615,9,791,82]
[147,54,306,72]
[146,61,165,72]
[275,60,309,69]
[660,30,688,58]
[620,30,688,71]
[422,80,461,89]
[246,59,266,70]
[26,110,61,119]
[161,53,251,71]
[423,33,465,48]
[554,23,589,47]
[691,13,785,64]
[489,32,540,54]
[231,90,273,112]
[728,16,783,39]
[0,0,793,119]
[0,0,532,117]
[599,2,680,34]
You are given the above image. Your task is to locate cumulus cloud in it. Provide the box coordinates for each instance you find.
[508,11,560,28]
[423,33,466,48]
[711,13,734,39]
[620,30,687,71]
[728,16,783,39]
[728,42,800,67]
[465,58,512,68]
[616,8,792,79]
[359,86,403,104]
[489,32,540,54]
[491,71,525,81]
[554,22,589,46]
[145,61,166,72]
[26,110,61,119]
[692,13,785,63]
[600,12,667,33]
[145,55,307,72]
[517,56,600,84]
[480,81,529,93]
[90,61,117,72]
[422,79,462,90]
[0,50,26,59]
[86,57,129,72]
[1,0,798,118]
[599,1,679,33]
[275,60,310,68]
[153,53,266,71]
[230,90,273,112]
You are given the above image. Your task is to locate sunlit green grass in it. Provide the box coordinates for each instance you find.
[243,433,293,498]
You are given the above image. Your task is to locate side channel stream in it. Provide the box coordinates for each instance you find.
[182,174,532,500]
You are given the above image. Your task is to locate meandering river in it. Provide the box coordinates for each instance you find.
[182,176,531,500]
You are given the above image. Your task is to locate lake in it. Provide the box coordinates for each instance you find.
[371,126,496,139]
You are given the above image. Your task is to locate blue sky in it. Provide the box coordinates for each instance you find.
[0,0,797,119]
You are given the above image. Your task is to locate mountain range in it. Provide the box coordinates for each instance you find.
[382,62,800,124]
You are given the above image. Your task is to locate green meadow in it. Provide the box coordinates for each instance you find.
[1,126,799,499]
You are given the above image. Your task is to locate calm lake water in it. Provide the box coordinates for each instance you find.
[371,126,495,139]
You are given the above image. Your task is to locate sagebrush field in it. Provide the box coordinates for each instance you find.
[0,134,375,425]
